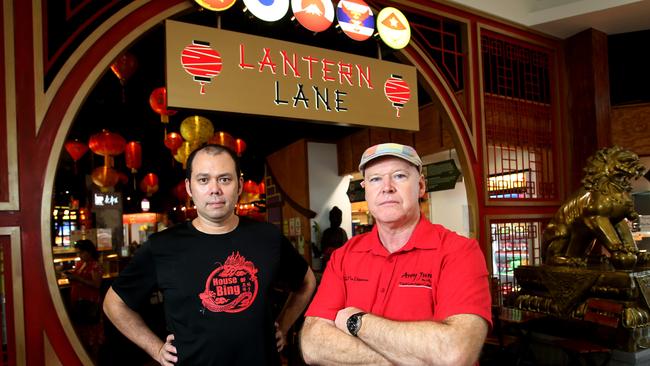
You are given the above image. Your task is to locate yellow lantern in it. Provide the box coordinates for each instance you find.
[174,141,201,169]
[91,166,120,191]
[180,115,214,144]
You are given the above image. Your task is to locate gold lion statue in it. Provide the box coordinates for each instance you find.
[542,146,646,269]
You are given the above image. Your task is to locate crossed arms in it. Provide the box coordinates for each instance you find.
[300,308,488,366]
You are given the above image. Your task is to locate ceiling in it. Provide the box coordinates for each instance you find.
[449,0,650,38]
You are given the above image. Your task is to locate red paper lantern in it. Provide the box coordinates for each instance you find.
[164,132,184,154]
[125,141,142,173]
[258,180,266,195]
[383,75,411,118]
[89,130,126,167]
[208,131,236,151]
[149,87,177,123]
[181,41,222,94]
[91,166,119,190]
[173,180,188,202]
[110,53,138,85]
[140,173,159,197]
[235,138,246,156]
[243,180,258,194]
[64,140,88,162]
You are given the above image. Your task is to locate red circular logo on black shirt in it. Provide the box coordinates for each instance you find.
[199,251,259,313]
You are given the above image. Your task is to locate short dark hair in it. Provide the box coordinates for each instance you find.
[74,239,99,260]
[185,144,241,182]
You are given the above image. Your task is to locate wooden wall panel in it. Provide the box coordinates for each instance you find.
[612,103,650,156]
[369,127,390,146]
[337,134,353,176]
[350,129,370,171]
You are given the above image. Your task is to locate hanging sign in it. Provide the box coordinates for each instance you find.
[292,0,335,33]
[336,0,374,41]
[166,20,418,130]
[243,0,290,22]
[195,0,237,11]
[376,7,411,50]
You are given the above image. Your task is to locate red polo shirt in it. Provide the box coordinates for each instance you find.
[306,216,492,326]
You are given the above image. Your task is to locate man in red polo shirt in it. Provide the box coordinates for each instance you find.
[301,143,491,365]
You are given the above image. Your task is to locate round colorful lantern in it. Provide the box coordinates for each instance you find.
[110,52,138,85]
[91,166,120,191]
[125,141,142,174]
[181,41,222,95]
[235,138,247,156]
[243,0,289,22]
[376,7,411,50]
[336,0,374,41]
[180,115,214,144]
[140,173,159,197]
[164,132,184,154]
[383,75,411,117]
[195,0,237,11]
[149,87,177,123]
[208,131,236,151]
[88,130,126,167]
[291,0,334,33]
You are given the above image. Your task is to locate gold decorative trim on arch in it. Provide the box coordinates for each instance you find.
[0,226,25,366]
[1,0,19,211]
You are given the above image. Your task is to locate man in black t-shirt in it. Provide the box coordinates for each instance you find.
[103,145,316,365]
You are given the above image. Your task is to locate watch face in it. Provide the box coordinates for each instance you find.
[347,312,364,336]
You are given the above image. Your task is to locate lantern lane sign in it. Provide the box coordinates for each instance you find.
[166,20,418,131]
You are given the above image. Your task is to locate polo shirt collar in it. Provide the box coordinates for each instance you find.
[353,215,440,256]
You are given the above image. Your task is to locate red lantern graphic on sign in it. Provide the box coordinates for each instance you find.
[383,75,411,118]
[181,40,222,95]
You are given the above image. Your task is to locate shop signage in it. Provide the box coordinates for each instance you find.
[166,20,419,130]
[423,159,461,192]
[93,192,120,208]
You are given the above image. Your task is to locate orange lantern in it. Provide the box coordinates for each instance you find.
[88,130,126,167]
[110,52,138,86]
[149,87,177,123]
[140,173,159,197]
[208,131,236,151]
[91,166,119,191]
[180,115,214,144]
[235,138,246,156]
[164,132,184,154]
[125,141,142,173]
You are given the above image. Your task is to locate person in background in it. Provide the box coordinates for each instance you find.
[320,206,348,267]
[65,239,104,356]
[103,144,316,366]
[300,143,491,366]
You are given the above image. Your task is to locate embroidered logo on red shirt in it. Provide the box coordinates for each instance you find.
[398,271,432,289]
[199,251,259,313]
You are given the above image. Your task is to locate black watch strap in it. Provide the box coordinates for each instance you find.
[347,311,367,337]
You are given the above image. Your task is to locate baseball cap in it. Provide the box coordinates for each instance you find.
[358,143,423,173]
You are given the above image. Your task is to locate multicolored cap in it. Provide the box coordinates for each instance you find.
[358,143,422,173]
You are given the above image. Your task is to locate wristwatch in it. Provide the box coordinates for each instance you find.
[346,312,367,337]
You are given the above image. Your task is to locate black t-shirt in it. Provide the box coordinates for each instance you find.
[111,218,308,365]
